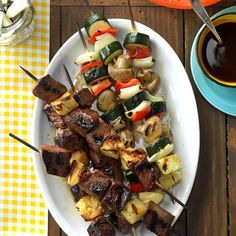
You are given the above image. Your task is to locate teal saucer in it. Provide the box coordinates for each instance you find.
[191,6,236,116]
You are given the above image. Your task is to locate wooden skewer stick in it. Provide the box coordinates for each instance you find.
[83,0,94,15]
[63,64,76,93]
[76,21,89,52]
[127,0,137,32]
[9,133,39,153]
[156,182,187,209]
[19,65,38,81]
[131,226,137,236]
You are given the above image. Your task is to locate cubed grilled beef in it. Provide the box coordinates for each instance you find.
[108,211,130,233]
[74,88,94,108]
[54,127,84,152]
[64,107,99,137]
[33,74,67,104]
[40,144,71,177]
[87,216,115,236]
[70,184,86,202]
[86,119,112,168]
[102,180,131,212]
[101,158,124,181]
[79,170,112,199]
[132,158,160,191]
[43,104,66,128]
[143,201,174,236]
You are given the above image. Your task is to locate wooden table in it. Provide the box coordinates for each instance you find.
[48,0,236,235]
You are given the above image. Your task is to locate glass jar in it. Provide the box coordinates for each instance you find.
[0,4,36,46]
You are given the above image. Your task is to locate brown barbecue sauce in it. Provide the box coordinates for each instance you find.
[202,22,236,83]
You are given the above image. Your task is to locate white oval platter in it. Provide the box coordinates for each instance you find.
[32,19,200,236]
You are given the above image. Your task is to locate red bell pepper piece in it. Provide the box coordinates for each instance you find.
[131,107,151,122]
[80,61,103,74]
[88,28,119,44]
[128,47,152,59]
[130,182,147,193]
[115,79,140,94]
[91,79,112,96]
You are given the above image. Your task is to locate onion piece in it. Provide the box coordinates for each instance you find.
[133,56,155,68]
[119,84,142,100]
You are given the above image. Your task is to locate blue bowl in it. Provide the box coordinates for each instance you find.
[191,6,236,116]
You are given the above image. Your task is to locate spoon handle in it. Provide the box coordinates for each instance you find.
[190,0,223,45]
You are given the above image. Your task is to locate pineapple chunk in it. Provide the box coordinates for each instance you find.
[51,91,78,116]
[138,192,164,205]
[67,160,84,186]
[158,171,182,189]
[70,150,89,166]
[100,134,125,159]
[156,154,182,175]
[121,198,147,224]
[120,148,146,169]
[76,195,104,221]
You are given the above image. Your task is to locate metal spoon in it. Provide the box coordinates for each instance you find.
[190,0,223,45]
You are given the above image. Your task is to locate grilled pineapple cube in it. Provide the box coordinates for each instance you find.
[138,191,164,205]
[120,148,146,169]
[156,154,182,175]
[76,195,104,221]
[67,160,84,186]
[158,171,182,189]
[121,198,147,224]
[70,150,89,166]
[51,91,78,116]
[100,134,125,159]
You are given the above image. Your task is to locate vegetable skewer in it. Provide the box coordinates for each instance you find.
[83,0,94,16]
[127,0,137,31]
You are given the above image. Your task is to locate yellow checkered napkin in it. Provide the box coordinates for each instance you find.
[0,1,49,235]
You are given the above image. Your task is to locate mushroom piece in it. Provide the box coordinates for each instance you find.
[97,89,117,112]
[119,128,135,148]
[108,54,134,82]
[137,116,162,144]
[137,69,160,94]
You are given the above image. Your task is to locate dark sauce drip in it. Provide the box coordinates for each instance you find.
[202,22,236,83]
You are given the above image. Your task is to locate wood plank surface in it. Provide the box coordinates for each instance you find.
[51,0,236,7]
[227,117,236,236]
[48,1,236,236]
[184,7,228,236]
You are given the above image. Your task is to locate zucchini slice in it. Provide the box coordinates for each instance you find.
[151,101,166,115]
[101,104,125,123]
[123,32,151,50]
[83,66,109,85]
[125,90,148,111]
[84,14,111,37]
[146,137,173,162]
[99,41,123,65]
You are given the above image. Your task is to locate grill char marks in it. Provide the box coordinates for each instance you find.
[108,211,130,233]
[86,119,112,168]
[54,127,84,152]
[102,180,131,212]
[79,170,112,199]
[40,144,71,177]
[132,157,161,190]
[143,201,174,236]
[87,216,115,236]
[33,75,67,104]
[43,104,66,128]
[64,107,99,137]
